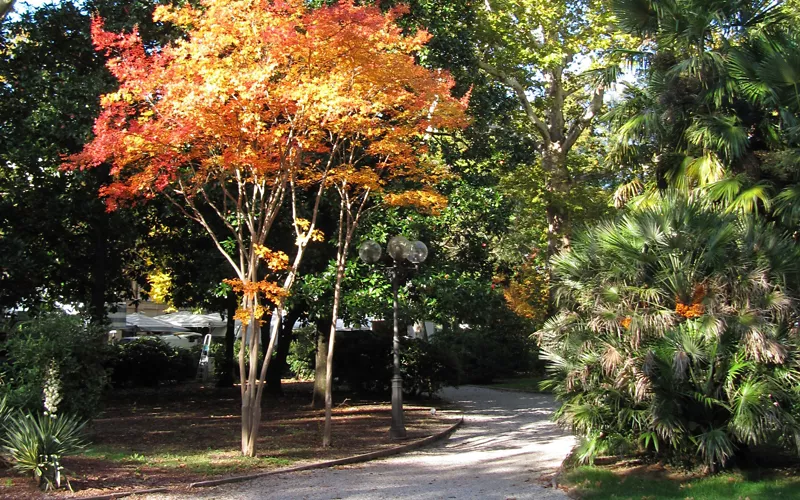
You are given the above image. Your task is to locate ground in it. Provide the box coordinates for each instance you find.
[0,381,457,499]
[139,386,575,499]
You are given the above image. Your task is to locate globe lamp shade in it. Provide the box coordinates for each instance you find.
[386,235,412,261]
[358,240,382,263]
[407,240,428,264]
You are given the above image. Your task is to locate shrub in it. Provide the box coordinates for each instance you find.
[333,330,392,395]
[333,331,458,397]
[539,193,800,471]
[110,337,199,388]
[401,338,460,397]
[287,326,317,380]
[2,314,110,419]
[431,326,535,384]
[3,412,87,490]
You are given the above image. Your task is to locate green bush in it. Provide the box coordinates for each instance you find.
[287,326,317,380]
[2,314,111,419]
[3,412,87,490]
[110,337,199,387]
[333,330,392,394]
[431,326,535,384]
[539,194,800,471]
[401,338,460,397]
[333,331,458,397]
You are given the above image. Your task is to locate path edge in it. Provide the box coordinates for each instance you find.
[75,416,463,499]
[189,416,463,489]
[188,415,464,489]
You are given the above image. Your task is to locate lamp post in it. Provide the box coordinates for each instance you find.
[358,236,428,439]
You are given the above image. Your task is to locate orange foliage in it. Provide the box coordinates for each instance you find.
[383,188,448,215]
[224,278,288,306]
[253,245,289,272]
[500,262,549,323]
[675,283,707,319]
[66,0,468,211]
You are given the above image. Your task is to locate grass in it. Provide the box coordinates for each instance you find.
[562,466,800,499]
[82,444,294,475]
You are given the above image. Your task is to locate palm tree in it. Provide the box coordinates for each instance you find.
[607,0,794,211]
[538,192,800,471]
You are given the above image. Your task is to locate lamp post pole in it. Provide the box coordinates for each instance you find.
[358,236,427,440]
[389,263,406,438]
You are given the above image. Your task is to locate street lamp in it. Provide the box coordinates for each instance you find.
[359,236,428,439]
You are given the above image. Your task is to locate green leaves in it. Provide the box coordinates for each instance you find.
[3,412,87,491]
[539,194,800,469]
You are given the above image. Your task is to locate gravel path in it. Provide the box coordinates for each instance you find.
[144,386,575,499]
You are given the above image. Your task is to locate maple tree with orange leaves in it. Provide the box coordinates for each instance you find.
[68,0,466,456]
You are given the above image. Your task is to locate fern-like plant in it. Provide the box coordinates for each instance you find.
[3,412,87,490]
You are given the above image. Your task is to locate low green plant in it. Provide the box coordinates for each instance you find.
[3,412,87,491]
[401,338,459,397]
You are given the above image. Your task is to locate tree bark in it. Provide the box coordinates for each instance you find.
[312,317,331,409]
[542,146,572,260]
[266,305,304,395]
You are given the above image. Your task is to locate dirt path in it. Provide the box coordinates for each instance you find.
[145,386,575,499]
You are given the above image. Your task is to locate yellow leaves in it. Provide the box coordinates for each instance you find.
[500,262,550,323]
[147,270,173,305]
[253,245,289,271]
[233,303,268,325]
[295,218,325,243]
[309,229,325,242]
[383,188,447,215]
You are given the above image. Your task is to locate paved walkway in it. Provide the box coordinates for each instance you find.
[149,386,575,499]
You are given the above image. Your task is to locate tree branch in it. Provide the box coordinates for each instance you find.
[476,58,551,143]
[564,84,605,153]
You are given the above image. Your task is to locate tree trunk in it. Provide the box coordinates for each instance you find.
[217,291,237,388]
[542,146,571,260]
[323,252,347,447]
[312,317,331,409]
[266,306,304,395]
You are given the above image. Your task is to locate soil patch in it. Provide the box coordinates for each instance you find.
[0,381,458,498]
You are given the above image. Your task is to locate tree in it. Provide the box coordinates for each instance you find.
[538,192,800,470]
[474,0,631,257]
[70,0,464,456]
[0,0,175,319]
[607,0,796,212]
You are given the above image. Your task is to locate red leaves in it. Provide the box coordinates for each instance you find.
[68,0,468,211]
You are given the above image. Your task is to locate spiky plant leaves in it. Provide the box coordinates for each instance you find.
[539,194,800,470]
[3,412,87,490]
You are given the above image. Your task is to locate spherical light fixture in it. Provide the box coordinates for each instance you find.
[358,240,382,264]
[406,240,428,264]
[386,235,412,261]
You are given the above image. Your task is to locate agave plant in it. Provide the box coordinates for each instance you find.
[3,412,87,490]
[538,192,800,471]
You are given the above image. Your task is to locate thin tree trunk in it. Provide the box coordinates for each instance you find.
[266,306,304,395]
[312,317,331,409]
[322,195,350,447]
